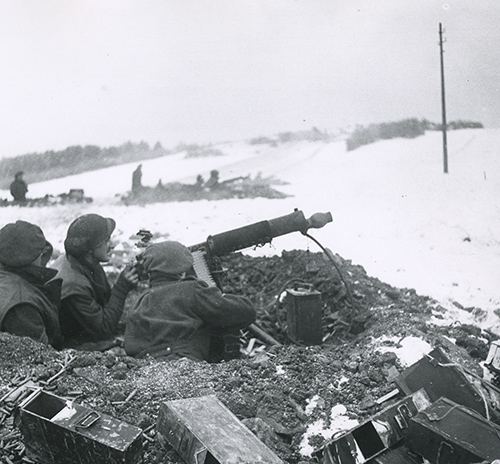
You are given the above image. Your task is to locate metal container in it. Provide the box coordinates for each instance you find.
[371,445,421,464]
[486,340,500,373]
[156,395,284,464]
[395,347,500,423]
[408,397,500,463]
[314,389,431,464]
[18,390,143,464]
[286,286,323,345]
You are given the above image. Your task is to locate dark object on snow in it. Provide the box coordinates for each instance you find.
[204,169,220,189]
[395,347,500,424]
[18,389,143,464]
[314,389,431,464]
[10,171,28,202]
[156,395,284,464]
[131,164,142,193]
[285,285,323,345]
[121,172,291,204]
[1,189,93,207]
[407,397,500,463]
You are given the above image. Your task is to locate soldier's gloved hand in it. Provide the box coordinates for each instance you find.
[120,265,139,288]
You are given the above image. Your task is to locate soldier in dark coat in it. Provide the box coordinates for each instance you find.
[124,241,256,362]
[52,214,138,349]
[132,164,143,194]
[10,171,28,202]
[0,221,62,347]
[204,170,220,190]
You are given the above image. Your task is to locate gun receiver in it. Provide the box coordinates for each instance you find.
[190,209,332,257]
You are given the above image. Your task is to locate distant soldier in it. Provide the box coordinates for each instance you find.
[204,170,220,190]
[10,171,28,203]
[195,174,204,189]
[132,164,143,193]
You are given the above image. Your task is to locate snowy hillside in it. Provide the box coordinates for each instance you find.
[1,129,500,332]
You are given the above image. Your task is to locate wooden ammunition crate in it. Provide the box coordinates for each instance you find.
[18,390,143,464]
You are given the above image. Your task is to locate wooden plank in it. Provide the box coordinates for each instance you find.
[157,395,284,464]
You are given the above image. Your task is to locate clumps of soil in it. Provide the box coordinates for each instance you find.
[121,175,289,205]
[0,250,492,464]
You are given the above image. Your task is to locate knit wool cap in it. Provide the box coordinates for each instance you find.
[141,241,193,276]
[0,220,51,267]
[64,214,116,257]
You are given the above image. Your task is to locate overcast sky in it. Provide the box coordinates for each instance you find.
[0,0,499,158]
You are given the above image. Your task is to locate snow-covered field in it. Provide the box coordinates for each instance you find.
[1,129,499,332]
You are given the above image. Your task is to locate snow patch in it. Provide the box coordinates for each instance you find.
[299,404,358,457]
[275,365,286,375]
[305,394,321,415]
[374,336,432,367]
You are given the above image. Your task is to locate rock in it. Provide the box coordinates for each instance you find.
[379,352,398,365]
[112,370,127,380]
[113,361,128,372]
[138,413,153,429]
[358,396,376,410]
[103,353,116,368]
[345,361,359,372]
[242,418,291,459]
[455,336,489,360]
[71,353,97,368]
[110,391,126,402]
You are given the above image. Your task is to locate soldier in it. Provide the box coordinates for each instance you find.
[10,171,28,203]
[52,214,138,350]
[124,241,255,362]
[0,221,62,347]
[204,169,220,190]
[132,164,143,194]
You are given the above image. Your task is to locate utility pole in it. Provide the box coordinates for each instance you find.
[439,22,448,174]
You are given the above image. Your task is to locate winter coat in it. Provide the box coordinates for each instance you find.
[52,254,133,349]
[0,264,62,347]
[124,276,255,361]
[9,179,28,201]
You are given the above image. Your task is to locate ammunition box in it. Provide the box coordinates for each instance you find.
[156,395,284,464]
[408,397,500,463]
[314,389,431,464]
[286,287,323,345]
[18,390,143,464]
[396,347,500,423]
[371,445,421,464]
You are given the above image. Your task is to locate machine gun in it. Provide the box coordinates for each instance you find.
[188,209,332,288]
[134,209,333,349]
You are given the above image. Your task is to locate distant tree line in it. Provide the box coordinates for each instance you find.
[346,118,484,151]
[0,141,169,188]
[250,127,336,146]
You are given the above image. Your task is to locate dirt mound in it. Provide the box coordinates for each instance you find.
[0,190,93,208]
[0,251,493,464]
[121,175,290,205]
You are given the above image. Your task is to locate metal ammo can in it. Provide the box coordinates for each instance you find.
[285,285,323,345]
